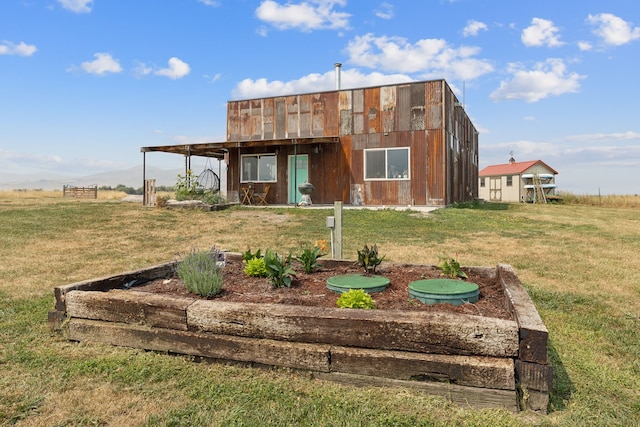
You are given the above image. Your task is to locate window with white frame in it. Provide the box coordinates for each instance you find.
[241,154,276,182]
[364,148,410,180]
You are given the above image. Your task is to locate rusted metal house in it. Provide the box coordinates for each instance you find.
[142,78,479,206]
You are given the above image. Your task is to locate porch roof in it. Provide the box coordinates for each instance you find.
[140,136,339,159]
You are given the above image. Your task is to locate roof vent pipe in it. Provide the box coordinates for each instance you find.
[334,63,342,90]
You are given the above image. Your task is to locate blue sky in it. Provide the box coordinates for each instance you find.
[1,0,639,194]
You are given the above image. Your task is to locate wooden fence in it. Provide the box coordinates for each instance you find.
[63,185,97,199]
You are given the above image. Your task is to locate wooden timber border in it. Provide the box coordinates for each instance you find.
[49,256,552,413]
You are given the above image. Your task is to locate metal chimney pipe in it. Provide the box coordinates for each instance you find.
[334,62,342,90]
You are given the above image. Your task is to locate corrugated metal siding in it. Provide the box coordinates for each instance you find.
[338,90,352,136]
[299,94,312,137]
[251,99,262,139]
[381,85,396,134]
[410,83,426,131]
[425,81,443,129]
[323,91,339,137]
[427,129,446,205]
[286,96,298,138]
[397,84,411,131]
[275,98,285,139]
[410,130,428,205]
[263,98,274,139]
[364,86,381,134]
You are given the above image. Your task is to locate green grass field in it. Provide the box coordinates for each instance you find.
[1,192,639,426]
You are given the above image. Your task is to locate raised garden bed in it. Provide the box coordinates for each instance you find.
[49,254,552,413]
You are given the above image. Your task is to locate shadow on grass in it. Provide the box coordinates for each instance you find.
[450,201,510,210]
[547,339,575,413]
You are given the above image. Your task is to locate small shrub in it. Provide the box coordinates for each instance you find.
[263,249,296,288]
[175,247,224,297]
[244,257,268,277]
[356,243,385,273]
[174,170,224,205]
[296,240,327,274]
[337,289,376,309]
[439,256,467,279]
[242,247,262,262]
[155,195,169,209]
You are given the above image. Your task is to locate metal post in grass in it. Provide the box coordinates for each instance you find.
[334,201,343,260]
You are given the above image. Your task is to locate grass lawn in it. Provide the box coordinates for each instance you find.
[1,191,639,426]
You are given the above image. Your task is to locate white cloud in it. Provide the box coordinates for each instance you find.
[0,41,37,56]
[521,18,564,47]
[197,0,221,6]
[155,57,191,79]
[344,33,494,81]
[565,131,640,142]
[231,67,413,99]
[133,61,153,78]
[58,0,93,13]
[490,58,584,103]
[374,2,394,20]
[577,41,592,51]
[587,13,640,46]
[80,53,122,75]
[255,0,350,31]
[463,20,488,37]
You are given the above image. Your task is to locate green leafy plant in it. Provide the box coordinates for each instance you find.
[356,243,385,273]
[263,249,296,288]
[296,239,327,274]
[336,289,376,309]
[242,247,262,262]
[439,256,468,279]
[175,246,224,297]
[174,170,225,205]
[244,257,268,277]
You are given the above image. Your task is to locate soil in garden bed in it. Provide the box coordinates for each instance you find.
[132,258,512,320]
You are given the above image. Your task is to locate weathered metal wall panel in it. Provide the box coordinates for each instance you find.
[339,90,352,136]
[227,102,240,140]
[410,130,428,205]
[410,83,426,131]
[397,84,411,131]
[425,81,443,129]
[311,94,324,137]
[323,91,339,136]
[364,86,381,134]
[263,98,274,139]
[353,89,364,134]
[426,129,446,205]
[299,94,312,138]
[381,85,396,134]
[286,96,299,138]
[239,100,251,141]
[275,98,286,139]
[251,99,263,139]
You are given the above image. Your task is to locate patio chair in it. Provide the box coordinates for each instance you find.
[253,184,270,205]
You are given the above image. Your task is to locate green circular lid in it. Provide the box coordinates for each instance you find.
[408,279,479,305]
[409,279,478,295]
[326,274,390,294]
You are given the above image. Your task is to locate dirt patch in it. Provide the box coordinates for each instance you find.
[132,258,512,320]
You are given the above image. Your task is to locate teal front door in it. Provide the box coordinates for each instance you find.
[288,154,308,204]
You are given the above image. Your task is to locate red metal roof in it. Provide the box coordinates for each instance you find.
[479,160,558,177]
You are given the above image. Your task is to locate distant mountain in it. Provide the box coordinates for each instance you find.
[0,166,227,191]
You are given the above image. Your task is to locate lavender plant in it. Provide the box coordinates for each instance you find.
[175,247,224,297]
